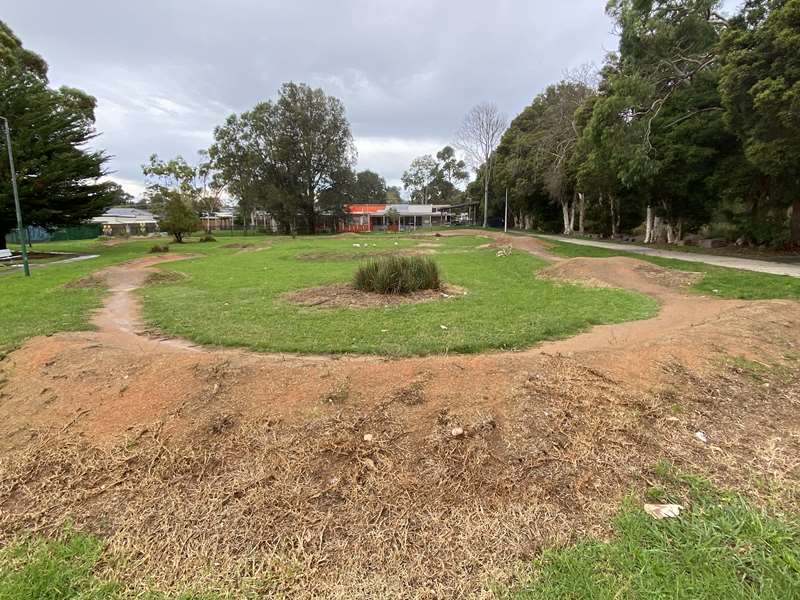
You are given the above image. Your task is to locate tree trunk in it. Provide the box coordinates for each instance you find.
[791,199,800,245]
[577,193,585,234]
[482,171,490,228]
[0,231,7,250]
[644,205,654,243]
[561,199,573,235]
[608,194,617,238]
[666,222,675,244]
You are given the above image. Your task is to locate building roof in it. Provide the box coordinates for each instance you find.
[92,207,157,224]
[346,203,451,217]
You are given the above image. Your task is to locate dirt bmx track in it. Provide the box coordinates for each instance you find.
[1,232,798,598]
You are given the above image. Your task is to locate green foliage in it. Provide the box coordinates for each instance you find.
[508,468,800,600]
[198,234,216,243]
[0,21,114,247]
[353,255,441,294]
[157,193,200,243]
[352,169,387,203]
[209,82,356,233]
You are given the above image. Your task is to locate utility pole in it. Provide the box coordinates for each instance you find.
[504,187,508,234]
[1,116,30,276]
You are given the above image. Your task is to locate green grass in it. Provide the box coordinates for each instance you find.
[140,235,657,355]
[506,465,800,600]
[0,235,271,353]
[0,530,218,599]
[540,238,800,300]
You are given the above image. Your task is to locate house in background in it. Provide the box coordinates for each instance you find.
[91,207,159,236]
[338,204,455,232]
[200,210,235,231]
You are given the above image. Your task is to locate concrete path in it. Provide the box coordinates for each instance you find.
[536,235,800,278]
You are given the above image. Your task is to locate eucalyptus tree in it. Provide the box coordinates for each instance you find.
[455,103,507,226]
[209,83,356,233]
[719,0,800,244]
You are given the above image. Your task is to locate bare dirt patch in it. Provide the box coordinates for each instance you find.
[540,256,703,291]
[281,282,468,308]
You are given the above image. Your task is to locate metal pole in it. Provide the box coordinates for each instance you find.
[1,116,30,276]
[504,187,508,234]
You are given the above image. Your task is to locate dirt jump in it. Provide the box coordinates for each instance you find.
[1,233,798,598]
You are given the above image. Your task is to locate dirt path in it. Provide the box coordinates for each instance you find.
[1,235,799,598]
[538,233,800,277]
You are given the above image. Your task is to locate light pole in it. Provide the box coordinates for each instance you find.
[1,116,30,276]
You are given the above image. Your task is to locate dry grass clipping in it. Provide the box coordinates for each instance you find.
[0,354,798,598]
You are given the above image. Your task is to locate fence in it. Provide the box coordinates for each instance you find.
[5,224,102,244]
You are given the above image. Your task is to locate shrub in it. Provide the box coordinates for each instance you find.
[150,244,170,253]
[353,255,441,295]
[198,234,217,243]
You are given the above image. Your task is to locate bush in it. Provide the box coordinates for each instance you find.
[353,255,441,295]
[150,244,170,253]
[198,234,217,243]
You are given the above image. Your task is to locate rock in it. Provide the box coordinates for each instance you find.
[451,427,465,438]
[694,431,708,443]
[363,433,374,442]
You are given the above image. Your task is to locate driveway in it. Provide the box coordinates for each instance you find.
[537,235,800,278]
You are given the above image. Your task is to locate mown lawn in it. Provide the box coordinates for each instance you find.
[140,234,658,355]
[539,237,800,300]
[0,235,268,353]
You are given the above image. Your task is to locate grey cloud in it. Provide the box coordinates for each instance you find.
[6,1,624,195]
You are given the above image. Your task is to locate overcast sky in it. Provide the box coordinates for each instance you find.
[4,1,740,198]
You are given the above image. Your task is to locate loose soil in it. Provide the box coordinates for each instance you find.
[281,282,468,308]
[0,231,798,598]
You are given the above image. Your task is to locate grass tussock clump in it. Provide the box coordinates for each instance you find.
[353,255,441,295]
[198,234,217,243]
[149,244,170,254]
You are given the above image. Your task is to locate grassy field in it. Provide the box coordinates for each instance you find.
[3,466,796,599]
[539,238,800,300]
[506,464,800,599]
[0,237,261,353]
[140,234,658,355]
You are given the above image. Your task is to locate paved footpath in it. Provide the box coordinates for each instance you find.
[537,235,800,278]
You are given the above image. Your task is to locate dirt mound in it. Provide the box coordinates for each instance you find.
[296,248,435,261]
[281,282,467,308]
[539,256,702,294]
[1,353,797,598]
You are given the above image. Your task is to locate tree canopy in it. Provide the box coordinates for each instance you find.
[0,21,113,248]
[209,82,356,233]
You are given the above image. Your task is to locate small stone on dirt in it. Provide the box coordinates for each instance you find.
[694,430,708,443]
[363,433,374,442]
[451,427,465,438]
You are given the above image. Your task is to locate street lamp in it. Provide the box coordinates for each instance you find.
[1,116,30,276]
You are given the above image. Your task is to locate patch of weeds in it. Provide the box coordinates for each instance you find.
[506,462,800,599]
[198,234,217,243]
[723,355,772,381]
[150,244,170,253]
